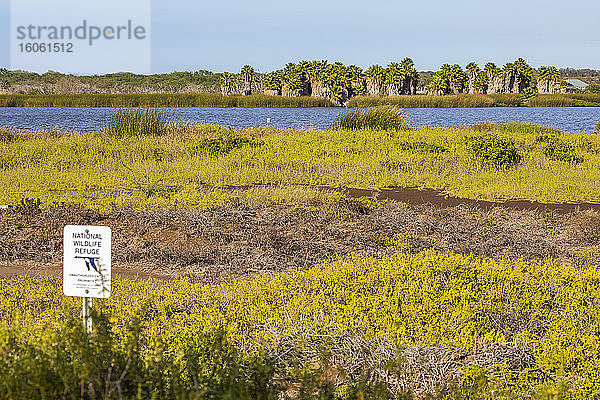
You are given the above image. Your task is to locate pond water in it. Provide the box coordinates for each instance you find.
[0,106,598,133]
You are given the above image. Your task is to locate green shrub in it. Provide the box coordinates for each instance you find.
[586,84,600,94]
[466,133,522,168]
[103,108,172,137]
[543,137,583,163]
[0,313,276,400]
[519,87,537,104]
[332,106,410,131]
[534,132,559,144]
[596,121,600,132]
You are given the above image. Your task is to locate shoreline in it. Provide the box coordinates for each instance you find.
[1,93,600,108]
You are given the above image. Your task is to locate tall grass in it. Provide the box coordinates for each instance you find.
[104,108,172,137]
[348,93,600,108]
[348,94,518,108]
[0,93,335,108]
[332,106,410,130]
[2,93,600,108]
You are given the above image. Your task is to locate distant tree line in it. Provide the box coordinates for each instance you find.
[425,59,563,96]
[226,59,419,105]
[221,59,585,104]
[1,62,599,103]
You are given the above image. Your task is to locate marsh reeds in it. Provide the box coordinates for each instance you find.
[332,106,410,130]
[348,93,600,108]
[104,108,173,137]
[0,93,335,108]
[1,93,600,108]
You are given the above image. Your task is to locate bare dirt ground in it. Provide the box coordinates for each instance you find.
[2,194,599,282]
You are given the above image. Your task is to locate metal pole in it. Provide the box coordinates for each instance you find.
[82,297,93,333]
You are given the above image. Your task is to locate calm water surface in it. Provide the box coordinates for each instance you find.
[0,107,598,133]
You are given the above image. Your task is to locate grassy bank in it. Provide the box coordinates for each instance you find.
[1,250,599,398]
[2,117,600,208]
[0,93,335,108]
[2,93,600,108]
[348,93,600,108]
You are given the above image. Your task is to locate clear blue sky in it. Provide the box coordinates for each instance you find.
[2,0,600,74]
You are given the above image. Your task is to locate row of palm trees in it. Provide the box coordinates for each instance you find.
[219,59,418,105]
[220,59,565,102]
[536,66,562,94]
[427,59,564,95]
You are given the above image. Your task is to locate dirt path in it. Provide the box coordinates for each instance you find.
[339,186,600,214]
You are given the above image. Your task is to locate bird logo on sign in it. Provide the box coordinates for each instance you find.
[75,256,101,273]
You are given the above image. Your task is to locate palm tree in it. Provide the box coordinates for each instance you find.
[263,71,283,95]
[326,62,350,104]
[513,58,533,93]
[449,64,467,94]
[426,74,445,96]
[426,64,452,95]
[346,65,365,97]
[537,66,561,94]
[309,60,330,98]
[502,62,516,93]
[466,62,480,94]
[282,63,304,96]
[240,65,255,95]
[386,62,404,96]
[297,60,312,95]
[365,65,386,96]
[219,72,235,96]
[474,72,488,94]
[547,66,560,94]
[400,58,418,95]
[536,66,549,94]
[484,63,502,94]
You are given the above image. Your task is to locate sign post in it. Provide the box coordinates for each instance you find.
[63,225,112,333]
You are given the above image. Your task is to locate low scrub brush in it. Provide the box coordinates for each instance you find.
[466,133,522,168]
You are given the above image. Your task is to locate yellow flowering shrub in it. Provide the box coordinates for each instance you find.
[1,251,599,398]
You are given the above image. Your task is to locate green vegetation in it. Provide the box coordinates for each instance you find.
[331,106,410,131]
[537,66,560,94]
[0,69,222,92]
[587,84,600,94]
[0,93,334,107]
[3,108,600,399]
[105,108,173,138]
[466,133,522,169]
[2,60,598,107]
[2,111,600,209]
[241,65,255,95]
[348,93,600,108]
[542,136,584,164]
[2,250,600,398]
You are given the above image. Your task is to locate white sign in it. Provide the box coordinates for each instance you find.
[63,225,111,299]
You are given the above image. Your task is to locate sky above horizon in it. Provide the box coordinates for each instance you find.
[1,0,599,74]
